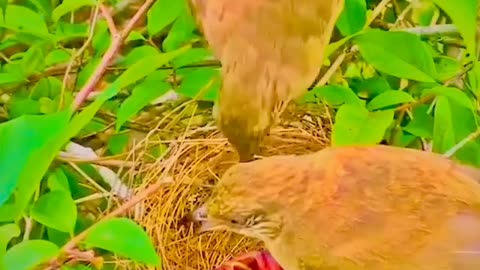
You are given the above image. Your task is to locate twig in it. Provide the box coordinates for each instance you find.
[367,0,391,25]
[100,4,118,35]
[44,181,162,268]
[74,193,114,204]
[68,162,111,194]
[394,61,471,113]
[395,95,435,112]
[60,4,101,110]
[61,180,163,252]
[313,0,391,88]
[73,0,156,109]
[57,156,139,168]
[443,129,480,158]
[393,3,412,27]
[23,216,33,241]
[316,50,347,87]
[394,24,459,36]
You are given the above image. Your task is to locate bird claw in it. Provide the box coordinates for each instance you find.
[214,250,283,270]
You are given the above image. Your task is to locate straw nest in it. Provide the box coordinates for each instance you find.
[118,101,332,270]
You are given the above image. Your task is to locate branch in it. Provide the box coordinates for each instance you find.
[60,4,101,110]
[443,129,480,158]
[394,24,459,37]
[62,180,163,252]
[73,0,156,110]
[100,4,118,35]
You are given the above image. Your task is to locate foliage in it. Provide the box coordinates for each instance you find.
[311,0,480,166]
[0,0,478,269]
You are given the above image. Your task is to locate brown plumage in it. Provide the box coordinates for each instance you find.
[193,145,480,269]
[189,0,345,161]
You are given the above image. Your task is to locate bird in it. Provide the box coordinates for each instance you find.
[188,0,345,161]
[192,145,480,270]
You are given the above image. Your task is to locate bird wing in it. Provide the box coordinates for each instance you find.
[445,210,480,270]
[189,0,344,100]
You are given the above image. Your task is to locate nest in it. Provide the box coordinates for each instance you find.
[115,102,332,270]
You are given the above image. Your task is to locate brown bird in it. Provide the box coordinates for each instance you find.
[192,145,480,269]
[188,0,345,161]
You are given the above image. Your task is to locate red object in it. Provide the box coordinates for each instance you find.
[214,250,283,270]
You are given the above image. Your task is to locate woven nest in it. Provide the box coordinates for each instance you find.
[116,101,332,270]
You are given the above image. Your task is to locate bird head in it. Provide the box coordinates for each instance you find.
[217,85,274,162]
[218,112,271,162]
[191,161,285,241]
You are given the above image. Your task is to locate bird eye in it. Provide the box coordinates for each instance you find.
[229,217,244,225]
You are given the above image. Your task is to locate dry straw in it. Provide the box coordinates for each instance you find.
[114,102,332,270]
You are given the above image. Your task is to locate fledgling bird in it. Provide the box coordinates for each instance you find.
[188,0,345,161]
[193,145,480,270]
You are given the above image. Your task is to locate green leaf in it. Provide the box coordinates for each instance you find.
[0,72,25,85]
[0,5,50,38]
[432,0,478,58]
[0,204,20,223]
[45,49,71,66]
[32,77,63,99]
[0,110,71,209]
[403,105,434,139]
[0,224,20,258]
[332,104,394,146]
[162,9,197,51]
[39,97,57,114]
[54,22,89,42]
[147,0,185,37]
[302,85,363,106]
[434,56,462,82]
[3,240,59,270]
[447,101,480,165]
[367,90,414,111]
[84,218,161,266]
[432,96,456,153]
[76,58,101,89]
[411,1,437,26]
[172,48,214,68]
[92,20,111,56]
[349,76,392,97]
[28,0,53,19]
[326,35,355,59]
[118,45,160,67]
[7,98,42,118]
[52,0,96,22]
[116,45,190,89]
[0,0,6,19]
[47,168,71,194]
[116,71,171,130]
[21,45,45,77]
[391,130,418,148]
[31,191,77,233]
[47,227,70,247]
[126,31,146,42]
[353,29,436,82]
[422,86,473,109]
[107,132,130,155]
[63,83,119,141]
[467,61,480,96]
[77,118,106,137]
[336,0,367,36]
[176,67,221,101]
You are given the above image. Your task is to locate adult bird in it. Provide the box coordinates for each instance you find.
[188,0,345,161]
[192,145,480,270]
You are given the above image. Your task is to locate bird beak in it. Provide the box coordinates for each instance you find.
[191,204,225,233]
